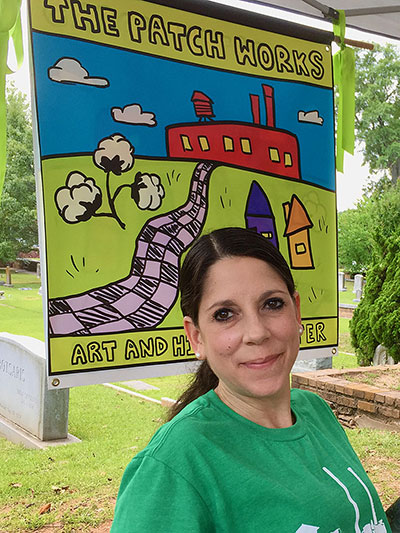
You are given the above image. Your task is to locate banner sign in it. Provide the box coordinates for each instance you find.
[28,0,337,389]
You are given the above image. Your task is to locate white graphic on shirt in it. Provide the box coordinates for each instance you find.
[295,467,387,533]
[295,526,340,532]
[323,467,387,533]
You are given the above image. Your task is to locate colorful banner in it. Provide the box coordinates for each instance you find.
[29,0,337,388]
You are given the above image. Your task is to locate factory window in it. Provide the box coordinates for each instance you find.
[181,135,192,151]
[240,138,252,154]
[223,136,234,151]
[198,136,210,151]
[284,152,293,167]
[269,147,280,162]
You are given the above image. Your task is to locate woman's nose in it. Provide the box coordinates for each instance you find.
[242,313,271,345]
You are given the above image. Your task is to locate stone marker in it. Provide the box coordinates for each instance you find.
[353,274,364,302]
[353,274,364,293]
[123,380,160,391]
[373,344,395,366]
[338,271,346,292]
[5,266,12,286]
[292,356,332,373]
[0,332,80,449]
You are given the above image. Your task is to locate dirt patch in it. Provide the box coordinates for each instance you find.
[342,368,400,391]
[362,451,400,509]
[89,519,112,532]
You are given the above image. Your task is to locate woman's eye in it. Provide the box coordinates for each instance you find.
[213,308,233,321]
[264,298,284,310]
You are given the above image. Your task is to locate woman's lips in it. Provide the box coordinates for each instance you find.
[241,353,281,369]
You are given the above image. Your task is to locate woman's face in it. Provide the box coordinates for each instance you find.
[184,256,301,404]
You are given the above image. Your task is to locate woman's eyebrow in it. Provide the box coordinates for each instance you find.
[205,299,235,313]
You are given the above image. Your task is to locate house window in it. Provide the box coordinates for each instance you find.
[223,136,234,151]
[181,135,192,151]
[269,147,280,162]
[240,138,251,154]
[284,152,293,167]
[262,232,273,240]
[198,136,210,151]
[295,243,307,255]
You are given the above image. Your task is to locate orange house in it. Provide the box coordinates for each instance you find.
[282,195,314,269]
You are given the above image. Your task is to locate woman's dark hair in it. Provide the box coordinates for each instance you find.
[167,226,295,420]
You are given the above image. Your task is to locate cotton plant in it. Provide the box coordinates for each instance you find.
[55,133,165,228]
[93,133,135,229]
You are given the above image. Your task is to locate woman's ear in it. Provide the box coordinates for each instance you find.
[183,316,205,360]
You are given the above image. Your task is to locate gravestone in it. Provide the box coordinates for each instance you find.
[353,274,364,293]
[373,344,395,366]
[338,271,346,292]
[0,332,79,449]
[292,356,332,373]
[5,266,12,286]
[353,274,364,302]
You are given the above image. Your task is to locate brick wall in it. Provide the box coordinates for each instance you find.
[292,366,400,431]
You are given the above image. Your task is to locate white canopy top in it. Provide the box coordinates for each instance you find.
[242,0,400,41]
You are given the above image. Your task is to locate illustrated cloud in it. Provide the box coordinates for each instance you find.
[48,57,109,87]
[55,171,102,223]
[131,172,165,210]
[298,110,324,125]
[112,104,157,126]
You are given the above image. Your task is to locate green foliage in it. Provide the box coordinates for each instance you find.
[337,208,373,275]
[350,181,400,364]
[355,43,400,177]
[0,84,37,264]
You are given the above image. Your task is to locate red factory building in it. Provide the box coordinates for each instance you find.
[166,84,301,179]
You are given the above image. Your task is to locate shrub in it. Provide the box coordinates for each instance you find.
[350,233,400,364]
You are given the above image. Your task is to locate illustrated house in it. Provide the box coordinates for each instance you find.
[282,194,314,269]
[245,180,279,249]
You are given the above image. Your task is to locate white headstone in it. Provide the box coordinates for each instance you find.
[353,274,364,293]
[338,271,346,292]
[0,332,69,442]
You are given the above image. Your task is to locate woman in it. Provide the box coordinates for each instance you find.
[111,227,391,532]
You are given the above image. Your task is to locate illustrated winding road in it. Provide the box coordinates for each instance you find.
[48,161,215,336]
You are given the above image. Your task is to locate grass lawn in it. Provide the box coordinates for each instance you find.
[0,385,165,532]
[338,278,359,306]
[0,270,44,340]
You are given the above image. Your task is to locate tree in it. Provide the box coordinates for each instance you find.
[0,84,37,264]
[337,207,373,276]
[350,180,400,364]
[355,44,400,181]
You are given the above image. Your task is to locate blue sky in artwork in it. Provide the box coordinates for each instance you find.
[32,33,335,191]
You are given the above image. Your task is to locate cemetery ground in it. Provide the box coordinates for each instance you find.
[0,272,399,532]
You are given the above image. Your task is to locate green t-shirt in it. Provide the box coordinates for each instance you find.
[111,388,391,532]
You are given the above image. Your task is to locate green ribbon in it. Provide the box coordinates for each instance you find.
[333,10,355,173]
[0,0,23,201]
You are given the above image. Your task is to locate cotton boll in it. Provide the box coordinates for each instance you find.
[131,172,165,210]
[55,171,102,223]
[93,134,135,175]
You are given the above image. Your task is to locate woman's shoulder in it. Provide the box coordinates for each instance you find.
[291,387,335,415]
[291,387,348,437]
[137,391,218,461]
